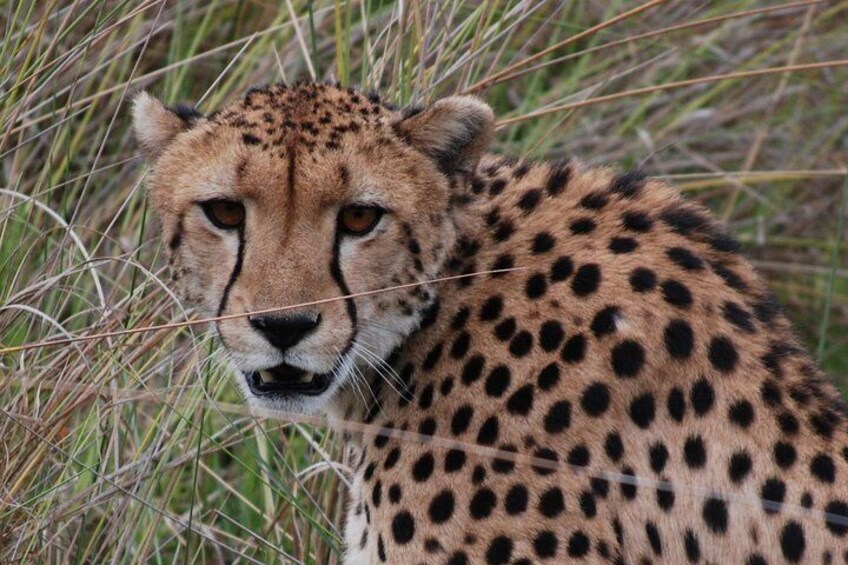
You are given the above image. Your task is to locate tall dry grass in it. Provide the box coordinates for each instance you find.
[1,1,846,562]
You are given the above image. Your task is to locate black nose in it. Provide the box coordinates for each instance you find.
[249,313,321,353]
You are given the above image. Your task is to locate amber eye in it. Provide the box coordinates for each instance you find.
[200,199,245,230]
[339,205,384,236]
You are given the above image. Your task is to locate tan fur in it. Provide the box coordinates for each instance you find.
[134,83,848,564]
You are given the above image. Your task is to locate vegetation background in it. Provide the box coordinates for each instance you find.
[1,0,846,562]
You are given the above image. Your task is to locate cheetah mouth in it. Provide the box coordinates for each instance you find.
[245,363,332,397]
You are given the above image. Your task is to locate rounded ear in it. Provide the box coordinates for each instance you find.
[394,95,494,175]
[131,91,202,159]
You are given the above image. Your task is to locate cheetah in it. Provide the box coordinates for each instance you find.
[132,82,848,564]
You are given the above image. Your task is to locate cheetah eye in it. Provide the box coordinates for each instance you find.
[200,199,245,230]
[338,205,384,236]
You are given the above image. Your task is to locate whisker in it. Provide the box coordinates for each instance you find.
[0,267,524,355]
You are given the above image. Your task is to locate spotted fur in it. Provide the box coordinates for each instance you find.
[133,82,848,564]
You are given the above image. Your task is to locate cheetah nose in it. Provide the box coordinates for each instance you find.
[249,312,321,353]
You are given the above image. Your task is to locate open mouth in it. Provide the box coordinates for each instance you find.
[245,362,332,397]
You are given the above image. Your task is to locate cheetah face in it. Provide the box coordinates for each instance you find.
[132,83,493,413]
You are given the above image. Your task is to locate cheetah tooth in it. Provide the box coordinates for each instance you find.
[259,370,276,384]
[299,372,315,384]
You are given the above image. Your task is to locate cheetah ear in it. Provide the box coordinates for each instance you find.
[131,91,203,159]
[394,95,494,175]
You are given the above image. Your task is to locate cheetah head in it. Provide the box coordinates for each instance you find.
[132,83,493,413]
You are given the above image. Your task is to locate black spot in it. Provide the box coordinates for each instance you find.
[611,340,645,378]
[505,484,528,515]
[391,511,415,544]
[561,334,587,364]
[518,188,543,213]
[709,336,739,373]
[494,317,516,341]
[629,393,656,429]
[824,500,848,536]
[666,387,686,422]
[525,273,548,299]
[661,204,708,235]
[774,441,797,469]
[623,210,653,232]
[746,554,767,565]
[539,320,565,351]
[532,447,558,476]
[605,432,624,462]
[571,264,601,296]
[445,449,466,472]
[537,363,561,390]
[780,521,805,562]
[486,536,513,565]
[591,306,619,337]
[684,530,701,563]
[684,436,707,469]
[661,279,693,308]
[810,453,836,483]
[567,531,590,557]
[580,491,597,518]
[777,411,799,435]
[708,262,749,295]
[383,447,400,469]
[620,466,637,499]
[649,443,669,473]
[418,385,435,410]
[609,237,639,254]
[506,385,534,416]
[665,319,694,360]
[761,379,782,406]
[760,477,786,514]
[728,400,755,428]
[450,331,471,359]
[728,451,752,483]
[610,169,646,198]
[580,191,608,210]
[378,534,387,561]
[645,522,663,555]
[539,487,565,518]
[489,179,507,196]
[427,490,455,524]
[533,530,558,558]
[567,444,590,467]
[666,247,705,271]
[629,267,657,292]
[689,379,714,416]
[485,365,511,397]
[242,133,260,145]
[722,301,756,333]
[546,163,571,195]
[422,343,443,371]
[470,488,497,519]
[479,296,503,321]
[580,383,611,417]
[476,416,499,445]
[418,417,436,437]
[550,256,574,281]
[451,405,474,435]
[569,218,596,234]
[491,254,514,276]
[702,496,728,534]
[412,452,435,482]
[657,483,675,511]
[389,483,401,503]
[492,444,517,474]
[532,232,556,254]
[461,355,486,385]
[451,307,471,330]
[493,220,515,242]
[509,331,533,357]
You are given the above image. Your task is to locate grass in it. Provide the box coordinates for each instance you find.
[1,0,847,562]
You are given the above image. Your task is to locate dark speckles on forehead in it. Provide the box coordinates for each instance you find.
[213,82,393,155]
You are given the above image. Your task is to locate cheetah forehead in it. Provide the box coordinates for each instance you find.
[206,82,397,154]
